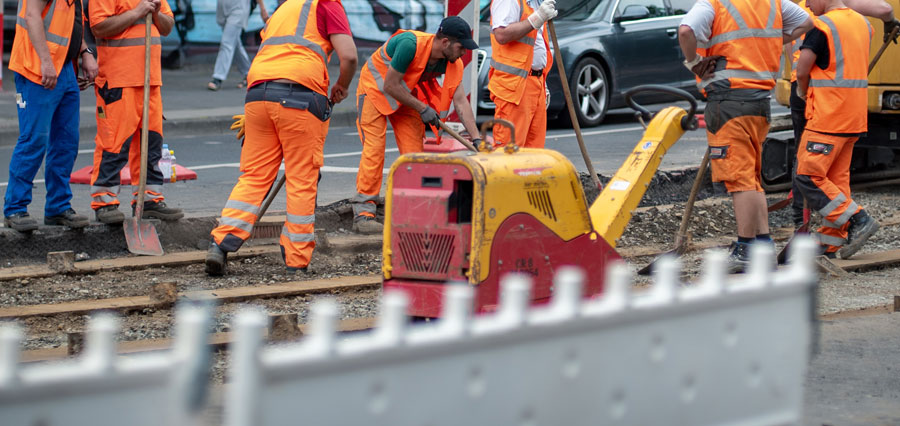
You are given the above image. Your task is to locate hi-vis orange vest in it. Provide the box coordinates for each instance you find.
[248,0,336,96]
[90,0,172,88]
[358,30,464,118]
[9,0,77,85]
[696,0,783,94]
[806,8,871,134]
[488,0,552,105]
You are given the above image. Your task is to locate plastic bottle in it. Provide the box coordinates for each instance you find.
[159,144,172,181]
[169,150,177,183]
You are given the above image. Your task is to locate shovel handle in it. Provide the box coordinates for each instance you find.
[869,26,898,75]
[672,149,710,249]
[436,121,478,152]
[135,13,152,220]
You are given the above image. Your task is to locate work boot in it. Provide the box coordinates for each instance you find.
[727,241,751,274]
[95,205,125,224]
[839,211,880,259]
[205,241,227,276]
[817,245,837,259]
[44,208,89,228]
[4,212,39,232]
[352,215,383,235]
[285,266,310,275]
[135,201,184,221]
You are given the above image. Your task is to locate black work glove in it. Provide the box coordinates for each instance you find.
[886,18,900,44]
[419,105,440,126]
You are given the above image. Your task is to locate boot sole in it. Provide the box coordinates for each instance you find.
[205,256,226,276]
[44,218,89,228]
[4,220,38,232]
[839,221,880,259]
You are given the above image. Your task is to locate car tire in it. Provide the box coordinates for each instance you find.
[566,57,610,128]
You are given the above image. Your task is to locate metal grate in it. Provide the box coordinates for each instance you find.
[527,190,557,221]
[397,232,456,275]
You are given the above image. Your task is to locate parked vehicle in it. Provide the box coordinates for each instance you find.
[476,0,702,127]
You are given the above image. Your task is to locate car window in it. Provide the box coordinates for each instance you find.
[615,0,669,19]
[667,0,694,15]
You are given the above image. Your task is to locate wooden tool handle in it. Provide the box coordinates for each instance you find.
[437,121,478,152]
[869,26,898,75]
[135,13,152,219]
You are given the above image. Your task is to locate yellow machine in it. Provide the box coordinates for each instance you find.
[381,86,699,317]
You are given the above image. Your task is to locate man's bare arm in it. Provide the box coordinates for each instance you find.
[492,21,535,45]
[452,84,481,139]
[795,49,816,98]
[844,0,894,21]
[23,0,57,88]
[329,33,358,104]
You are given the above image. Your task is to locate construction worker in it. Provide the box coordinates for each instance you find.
[350,16,482,234]
[787,0,896,230]
[679,0,812,272]
[489,0,555,148]
[89,0,184,224]
[795,0,880,259]
[5,0,97,232]
[205,0,358,275]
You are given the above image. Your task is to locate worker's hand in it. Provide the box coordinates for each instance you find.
[330,83,349,104]
[134,0,156,17]
[885,18,900,44]
[81,51,99,81]
[795,85,807,101]
[40,60,57,90]
[684,55,721,80]
[419,105,440,126]
[527,0,557,29]
[231,114,246,140]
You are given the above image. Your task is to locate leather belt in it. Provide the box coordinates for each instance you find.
[530,69,543,76]
[254,81,314,92]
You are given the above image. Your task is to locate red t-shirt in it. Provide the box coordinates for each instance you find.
[317,1,352,40]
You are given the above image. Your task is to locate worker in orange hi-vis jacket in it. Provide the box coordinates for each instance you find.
[206,0,358,276]
[794,0,881,260]
[89,0,184,224]
[350,16,482,235]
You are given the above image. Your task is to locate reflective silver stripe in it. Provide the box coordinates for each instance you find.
[810,16,868,90]
[815,232,846,246]
[258,0,326,63]
[91,185,120,195]
[281,226,315,242]
[490,58,529,78]
[224,199,261,217]
[810,79,868,88]
[16,0,70,47]
[833,201,858,225]
[764,0,777,29]
[220,216,255,233]
[699,69,777,88]
[91,185,119,204]
[97,37,162,47]
[366,54,400,111]
[286,213,315,225]
[350,193,378,216]
[718,0,749,29]
[517,36,535,46]
[818,192,847,217]
[821,219,841,229]
[698,28,782,48]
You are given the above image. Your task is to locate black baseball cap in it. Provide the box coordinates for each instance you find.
[438,16,479,50]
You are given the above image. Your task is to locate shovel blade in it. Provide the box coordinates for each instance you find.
[123,218,164,256]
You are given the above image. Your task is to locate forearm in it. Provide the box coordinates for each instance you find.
[256,0,268,18]
[678,26,699,61]
[153,12,174,36]
[336,60,356,91]
[845,0,894,21]
[453,88,480,139]
[91,10,144,38]
[797,74,810,95]
[491,21,534,45]
[784,18,812,43]
[24,14,52,62]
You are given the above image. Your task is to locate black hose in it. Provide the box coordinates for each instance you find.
[623,85,699,131]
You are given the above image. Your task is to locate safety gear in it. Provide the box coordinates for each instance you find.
[4,212,39,232]
[352,215,383,235]
[703,99,769,192]
[686,55,722,80]
[135,201,184,221]
[885,17,900,44]
[246,0,335,96]
[419,105,440,126]
[44,208,89,228]
[489,2,553,105]
[491,74,547,148]
[211,88,328,270]
[90,0,172,89]
[358,30,464,116]
[231,114,246,140]
[9,0,78,85]
[5,67,80,219]
[806,10,871,135]
[90,85,166,210]
[694,0,783,95]
[95,205,125,224]
[727,241,751,273]
[840,211,880,259]
[683,55,704,71]
[244,81,332,122]
[205,240,228,276]
[527,0,557,29]
[285,266,310,274]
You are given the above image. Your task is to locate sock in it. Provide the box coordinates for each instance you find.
[755,234,772,242]
[738,236,754,244]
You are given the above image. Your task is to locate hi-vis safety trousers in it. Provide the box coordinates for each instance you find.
[90,85,165,210]
[490,74,547,149]
[352,93,426,218]
[795,130,861,253]
[211,85,328,268]
[704,99,770,193]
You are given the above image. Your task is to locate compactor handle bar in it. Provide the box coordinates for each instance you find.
[624,85,699,131]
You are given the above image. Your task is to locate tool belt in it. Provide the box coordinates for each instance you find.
[245,82,333,122]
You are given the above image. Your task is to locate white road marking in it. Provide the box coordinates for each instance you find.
[0,179,45,188]
[547,126,644,139]
[344,129,394,136]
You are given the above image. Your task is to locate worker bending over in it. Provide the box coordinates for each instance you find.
[206,0,357,275]
[795,0,880,259]
[351,16,482,234]
[679,0,812,272]
[786,0,896,230]
[489,0,556,148]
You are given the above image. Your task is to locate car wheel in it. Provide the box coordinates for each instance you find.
[567,57,609,127]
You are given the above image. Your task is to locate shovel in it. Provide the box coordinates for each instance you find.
[124,14,164,256]
[436,120,479,152]
[869,26,898,74]
[637,148,710,275]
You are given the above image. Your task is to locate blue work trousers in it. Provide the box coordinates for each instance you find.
[5,65,80,218]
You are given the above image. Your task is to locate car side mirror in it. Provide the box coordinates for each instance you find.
[614,5,651,23]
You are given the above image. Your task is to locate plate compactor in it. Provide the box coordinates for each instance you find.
[383,86,700,317]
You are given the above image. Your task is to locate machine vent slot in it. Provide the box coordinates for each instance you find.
[397,232,456,274]
[527,190,557,221]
